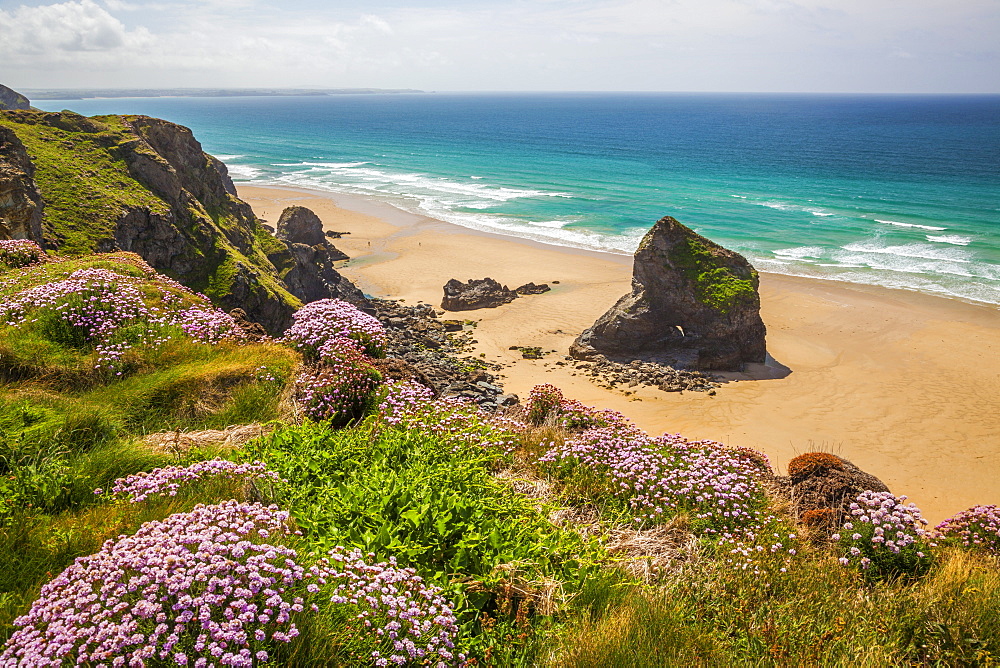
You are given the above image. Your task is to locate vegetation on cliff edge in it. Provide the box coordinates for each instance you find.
[0,246,997,666]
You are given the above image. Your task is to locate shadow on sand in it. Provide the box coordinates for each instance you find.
[711,352,792,383]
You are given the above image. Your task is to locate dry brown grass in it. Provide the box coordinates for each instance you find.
[141,422,277,456]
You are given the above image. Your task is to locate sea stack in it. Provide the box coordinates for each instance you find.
[570,216,766,371]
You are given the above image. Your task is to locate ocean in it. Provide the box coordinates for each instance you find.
[35,93,1000,305]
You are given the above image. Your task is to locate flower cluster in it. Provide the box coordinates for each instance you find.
[313,548,461,666]
[1,501,309,667]
[539,420,767,531]
[523,383,624,431]
[833,491,933,576]
[100,459,280,503]
[173,307,245,344]
[0,239,44,270]
[282,299,386,360]
[294,338,381,426]
[935,504,1000,554]
[378,381,522,452]
[0,267,246,372]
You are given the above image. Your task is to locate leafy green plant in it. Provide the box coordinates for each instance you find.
[242,420,603,662]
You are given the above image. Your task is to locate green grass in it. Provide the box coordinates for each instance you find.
[545,547,1000,667]
[0,112,169,254]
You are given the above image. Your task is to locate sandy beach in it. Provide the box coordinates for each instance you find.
[241,184,1000,524]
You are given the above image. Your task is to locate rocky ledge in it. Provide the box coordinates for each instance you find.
[441,278,518,311]
[568,357,718,393]
[571,216,766,371]
[272,205,356,304]
[441,277,551,311]
[372,299,516,410]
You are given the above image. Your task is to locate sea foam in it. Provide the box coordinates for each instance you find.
[874,219,947,231]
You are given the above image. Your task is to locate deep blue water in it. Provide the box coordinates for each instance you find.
[36,93,1000,304]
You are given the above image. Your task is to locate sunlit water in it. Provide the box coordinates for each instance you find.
[38,93,1000,305]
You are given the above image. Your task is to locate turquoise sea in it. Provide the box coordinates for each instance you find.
[36,93,1000,305]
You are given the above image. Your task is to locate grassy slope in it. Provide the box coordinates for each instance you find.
[0,255,997,665]
[0,111,301,317]
[0,253,299,629]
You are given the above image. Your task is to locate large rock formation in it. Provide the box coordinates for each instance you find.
[0,85,30,111]
[277,206,327,247]
[441,278,518,311]
[271,205,356,305]
[0,110,368,332]
[570,216,766,371]
[0,127,44,240]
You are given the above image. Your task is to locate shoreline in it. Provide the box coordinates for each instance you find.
[241,181,1000,310]
[240,183,1000,524]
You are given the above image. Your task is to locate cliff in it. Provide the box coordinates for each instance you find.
[0,110,366,332]
[0,85,31,111]
[571,216,766,370]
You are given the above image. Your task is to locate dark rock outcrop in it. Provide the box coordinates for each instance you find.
[277,206,326,247]
[0,126,44,241]
[441,278,518,311]
[787,453,891,523]
[372,298,508,409]
[228,309,269,341]
[570,216,766,371]
[0,85,30,112]
[279,242,364,306]
[514,282,550,295]
[0,110,370,332]
[270,207,356,305]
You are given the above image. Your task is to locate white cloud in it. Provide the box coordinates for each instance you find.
[0,0,997,92]
[0,0,151,54]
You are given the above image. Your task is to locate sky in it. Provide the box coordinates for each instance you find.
[0,0,998,93]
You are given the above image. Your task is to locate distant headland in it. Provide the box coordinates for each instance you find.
[21,87,425,100]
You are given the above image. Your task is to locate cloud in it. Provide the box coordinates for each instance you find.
[0,0,151,54]
[0,0,997,92]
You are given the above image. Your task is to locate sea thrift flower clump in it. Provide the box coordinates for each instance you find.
[314,548,461,666]
[0,501,309,667]
[524,384,564,425]
[379,381,522,452]
[835,491,933,576]
[718,521,803,576]
[0,239,44,269]
[294,339,381,426]
[282,298,386,360]
[524,383,626,431]
[102,459,280,503]
[0,267,246,371]
[935,504,1000,554]
[172,306,245,344]
[539,422,766,531]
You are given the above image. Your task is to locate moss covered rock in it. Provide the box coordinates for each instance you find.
[571,216,766,370]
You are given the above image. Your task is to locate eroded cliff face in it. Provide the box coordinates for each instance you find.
[571,216,766,371]
[0,127,44,240]
[0,110,368,333]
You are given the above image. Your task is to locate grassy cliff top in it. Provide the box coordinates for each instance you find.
[0,110,303,331]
